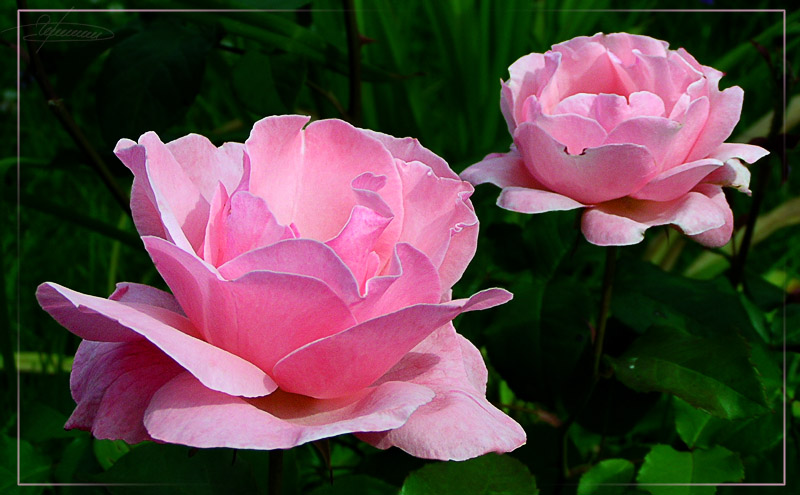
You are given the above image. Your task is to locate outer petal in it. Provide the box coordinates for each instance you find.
[138,132,212,253]
[630,158,723,201]
[581,190,727,246]
[515,122,658,204]
[502,52,560,129]
[357,325,526,461]
[360,130,459,180]
[37,282,277,398]
[497,187,585,214]
[143,372,434,450]
[703,143,769,194]
[460,150,541,190]
[687,184,735,248]
[65,339,182,444]
[272,289,512,399]
[396,159,478,291]
[114,139,166,240]
[246,116,403,242]
[686,84,745,162]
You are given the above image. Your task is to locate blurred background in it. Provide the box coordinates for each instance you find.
[3,1,798,494]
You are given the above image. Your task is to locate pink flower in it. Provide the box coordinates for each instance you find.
[36,115,524,460]
[461,33,768,247]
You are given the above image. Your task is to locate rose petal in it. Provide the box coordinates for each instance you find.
[219,238,361,306]
[143,236,357,374]
[165,134,245,203]
[327,205,393,292]
[36,282,277,398]
[109,282,185,316]
[503,52,560,128]
[138,132,211,253]
[357,325,526,461]
[514,122,657,204]
[604,116,683,168]
[395,160,478,290]
[708,143,770,164]
[216,191,295,266]
[353,243,441,322]
[497,186,586,214]
[272,288,512,399]
[630,158,723,201]
[686,85,745,162]
[360,130,459,180]
[581,190,727,246]
[460,150,541,190]
[143,372,434,450]
[114,139,167,240]
[65,339,182,444]
[687,184,735,248]
[246,116,403,242]
[528,101,608,154]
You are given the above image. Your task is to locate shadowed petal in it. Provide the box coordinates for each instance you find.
[581,190,727,246]
[65,339,182,444]
[36,282,277,398]
[143,372,434,450]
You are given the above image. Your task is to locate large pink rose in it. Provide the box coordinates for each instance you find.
[36,115,525,461]
[462,33,768,247]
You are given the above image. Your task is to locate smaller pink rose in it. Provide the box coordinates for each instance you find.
[462,32,768,247]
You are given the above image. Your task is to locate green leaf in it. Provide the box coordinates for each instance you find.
[93,443,259,494]
[308,475,398,495]
[612,259,757,340]
[578,459,635,495]
[611,326,769,419]
[93,439,131,470]
[637,445,743,495]
[231,50,287,115]
[400,454,537,495]
[674,398,782,453]
[1,435,51,491]
[96,21,214,144]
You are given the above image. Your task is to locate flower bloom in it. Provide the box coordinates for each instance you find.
[462,33,768,246]
[36,115,525,460]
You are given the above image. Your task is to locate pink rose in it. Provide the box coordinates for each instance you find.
[462,33,768,247]
[36,115,525,461]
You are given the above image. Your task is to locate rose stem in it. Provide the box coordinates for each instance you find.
[592,245,617,383]
[342,0,363,126]
[17,1,132,218]
[556,245,618,490]
[268,449,284,495]
[731,104,783,287]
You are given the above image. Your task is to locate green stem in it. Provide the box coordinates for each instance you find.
[268,449,284,495]
[730,44,784,287]
[593,246,617,382]
[556,245,618,490]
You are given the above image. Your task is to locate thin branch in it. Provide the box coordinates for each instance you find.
[17,2,131,217]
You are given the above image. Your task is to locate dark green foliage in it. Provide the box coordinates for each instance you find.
[6,2,797,494]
